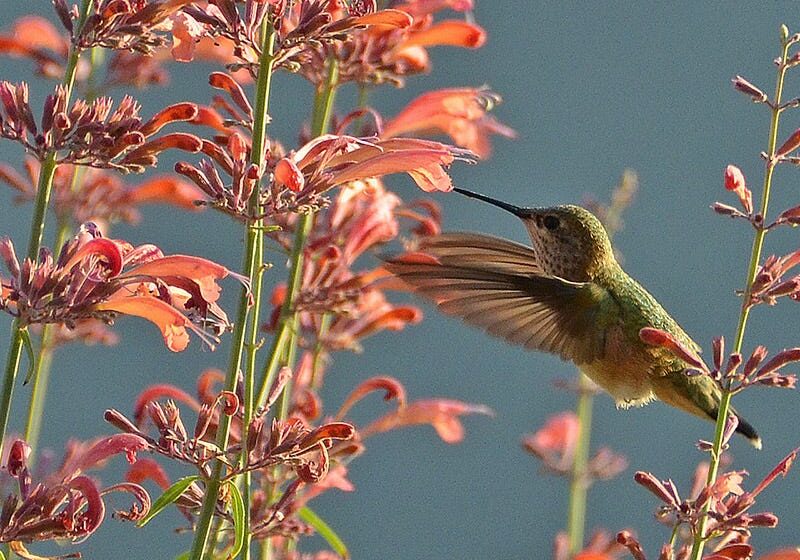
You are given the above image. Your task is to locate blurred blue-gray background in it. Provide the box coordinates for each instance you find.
[1,2,800,558]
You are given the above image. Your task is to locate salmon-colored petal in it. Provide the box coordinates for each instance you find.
[275,158,305,192]
[362,399,491,443]
[11,16,67,54]
[126,176,204,210]
[401,20,486,49]
[126,457,171,490]
[120,255,229,303]
[761,549,800,560]
[332,149,455,192]
[95,295,193,351]
[133,383,201,425]
[336,376,407,419]
[350,9,413,29]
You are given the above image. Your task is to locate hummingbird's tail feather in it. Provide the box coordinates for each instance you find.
[729,411,762,450]
[652,373,762,449]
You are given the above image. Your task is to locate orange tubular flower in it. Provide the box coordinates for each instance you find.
[361,398,492,443]
[382,87,516,158]
[0,224,245,352]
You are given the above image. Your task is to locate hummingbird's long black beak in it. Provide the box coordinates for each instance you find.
[452,188,528,218]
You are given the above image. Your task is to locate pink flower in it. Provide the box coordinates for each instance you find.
[522,412,579,472]
[723,164,752,213]
[0,226,245,351]
[362,398,491,443]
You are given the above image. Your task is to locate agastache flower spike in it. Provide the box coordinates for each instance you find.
[0,83,202,172]
[0,435,150,552]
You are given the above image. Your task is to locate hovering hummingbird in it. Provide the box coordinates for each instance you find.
[385,187,761,448]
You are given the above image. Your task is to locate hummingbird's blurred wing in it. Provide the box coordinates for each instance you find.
[384,233,618,364]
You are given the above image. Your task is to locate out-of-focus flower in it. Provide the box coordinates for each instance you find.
[761,549,800,560]
[523,411,579,472]
[382,87,515,158]
[281,0,485,86]
[0,15,72,80]
[361,397,491,443]
[522,411,627,480]
[553,530,628,560]
[0,82,202,172]
[0,435,149,554]
[0,156,203,225]
[0,224,245,351]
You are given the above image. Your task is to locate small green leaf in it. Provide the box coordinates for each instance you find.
[19,328,35,385]
[225,481,246,559]
[173,552,189,560]
[0,547,6,560]
[137,475,199,527]
[298,506,349,559]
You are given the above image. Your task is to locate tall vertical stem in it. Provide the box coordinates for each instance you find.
[0,0,94,458]
[257,58,339,414]
[188,17,277,560]
[566,374,593,554]
[24,46,104,463]
[689,32,791,560]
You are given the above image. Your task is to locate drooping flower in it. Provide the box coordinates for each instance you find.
[0,224,245,351]
[723,164,752,214]
[0,436,150,554]
[360,397,491,443]
[382,87,515,158]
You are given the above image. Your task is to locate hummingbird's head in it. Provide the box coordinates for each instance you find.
[518,205,615,281]
[452,189,616,281]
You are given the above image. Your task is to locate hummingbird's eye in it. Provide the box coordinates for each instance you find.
[543,215,560,231]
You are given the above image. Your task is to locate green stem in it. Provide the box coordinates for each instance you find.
[24,45,103,463]
[689,32,791,560]
[256,59,339,560]
[0,0,94,458]
[256,59,339,413]
[188,18,276,560]
[566,374,593,554]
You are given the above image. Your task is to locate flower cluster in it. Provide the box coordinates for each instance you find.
[0,0,508,556]
[0,156,203,225]
[620,449,798,560]
[0,435,149,559]
[0,83,203,172]
[105,368,487,549]
[0,224,244,351]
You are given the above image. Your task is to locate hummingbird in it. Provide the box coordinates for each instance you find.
[384,187,761,448]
